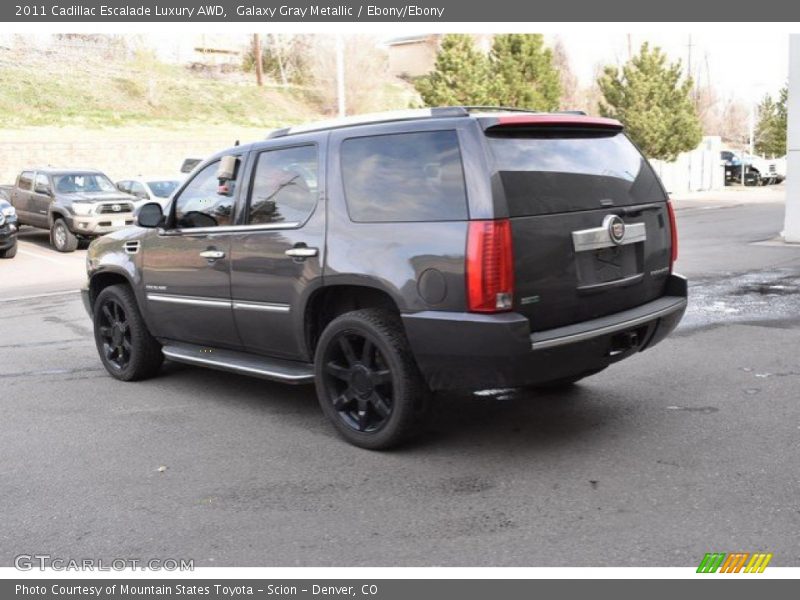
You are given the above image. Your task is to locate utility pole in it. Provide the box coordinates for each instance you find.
[253,34,263,87]
[335,34,346,118]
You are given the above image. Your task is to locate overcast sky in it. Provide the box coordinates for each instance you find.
[549,32,789,105]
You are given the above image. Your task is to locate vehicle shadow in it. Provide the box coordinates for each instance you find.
[16,227,55,250]
[158,361,623,453]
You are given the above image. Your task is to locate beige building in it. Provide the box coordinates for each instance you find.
[386,34,493,78]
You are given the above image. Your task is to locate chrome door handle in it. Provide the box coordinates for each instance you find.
[199,250,225,260]
[285,247,318,258]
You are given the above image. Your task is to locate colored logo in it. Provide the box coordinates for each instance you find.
[697,552,772,573]
[604,214,626,244]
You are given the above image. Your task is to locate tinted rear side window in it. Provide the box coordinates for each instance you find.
[341,130,468,222]
[487,130,666,217]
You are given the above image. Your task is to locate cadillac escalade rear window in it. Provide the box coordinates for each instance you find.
[487,130,666,217]
[341,130,468,222]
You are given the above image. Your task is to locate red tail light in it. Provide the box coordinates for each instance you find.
[666,199,678,270]
[466,219,514,313]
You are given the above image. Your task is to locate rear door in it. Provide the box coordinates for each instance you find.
[229,138,325,360]
[11,171,35,224]
[483,121,672,331]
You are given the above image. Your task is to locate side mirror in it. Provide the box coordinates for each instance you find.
[217,155,238,181]
[135,191,150,200]
[34,184,51,196]
[136,202,164,228]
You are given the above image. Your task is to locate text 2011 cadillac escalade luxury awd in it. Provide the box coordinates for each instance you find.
[82,107,687,449]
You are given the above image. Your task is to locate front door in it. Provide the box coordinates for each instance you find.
[141,159,242,349]
[230,140,325,360]
[31,172,53,227]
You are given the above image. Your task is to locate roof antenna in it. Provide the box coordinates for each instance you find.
[234,139,240,146]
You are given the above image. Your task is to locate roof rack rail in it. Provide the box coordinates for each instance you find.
[267,107,471,139]
[264,106,587,140]
[458,106,538,114]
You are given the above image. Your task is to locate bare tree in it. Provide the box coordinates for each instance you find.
[306,35,393,115]
[253,34,263,86]
[552,37,579,111]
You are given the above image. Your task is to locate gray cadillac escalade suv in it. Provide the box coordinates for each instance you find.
[82,107,687,449]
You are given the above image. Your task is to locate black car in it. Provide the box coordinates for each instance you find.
[82,107,687,449]
[0,194,18,258]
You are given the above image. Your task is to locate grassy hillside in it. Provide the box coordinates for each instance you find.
[0,51,322,129]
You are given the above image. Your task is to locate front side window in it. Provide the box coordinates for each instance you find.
[130,181,148,198]
[173,161,235,229]
[117,181,131,194]
[34,173,50,193]
[147,180,180,198]
[341,130,468,222]
[247,145,318,226]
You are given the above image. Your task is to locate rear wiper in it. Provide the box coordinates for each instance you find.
[617,202,663,216]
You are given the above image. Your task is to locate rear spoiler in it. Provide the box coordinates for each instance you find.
[480,114,623,131]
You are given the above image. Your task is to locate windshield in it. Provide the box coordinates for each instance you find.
[487,130,666,216]
[53,173,117,194]
[147,180,180,198]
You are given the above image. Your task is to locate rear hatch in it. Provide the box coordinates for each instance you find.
[482,116,672,332]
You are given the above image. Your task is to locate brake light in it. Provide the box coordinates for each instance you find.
[466,219,514,313]
[666,199,678,270]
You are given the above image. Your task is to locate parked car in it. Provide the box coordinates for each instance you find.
[180,158,203,174]
[82,107,687,449]
[0,195,18,258]
[6,168,137,252]
[721,150,780,185]
[116,177,182,210]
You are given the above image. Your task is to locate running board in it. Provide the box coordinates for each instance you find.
[161,342,315,384]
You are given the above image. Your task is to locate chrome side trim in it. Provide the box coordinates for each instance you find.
[161,349,313,383]
[572,222,646,252]
[146,293,230,308]
[160,222,301,236]
[232,300,290,313]
[146,293,291,313]
[531,298,687,350]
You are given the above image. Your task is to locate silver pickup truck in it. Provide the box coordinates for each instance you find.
[4,168,137,252]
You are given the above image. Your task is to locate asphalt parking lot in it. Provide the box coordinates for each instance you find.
[1,189,799,567]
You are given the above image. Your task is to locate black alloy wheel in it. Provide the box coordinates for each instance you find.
[97,297,132,372]
[314,308,429,449]
[92,284,163,381]
[322,330,394,433]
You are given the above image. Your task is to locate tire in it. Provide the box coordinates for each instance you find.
[0,242,16,258]
[744,170,761,187]
[314,308,430,450]
[92,283,163,381]
[51,218,78,252]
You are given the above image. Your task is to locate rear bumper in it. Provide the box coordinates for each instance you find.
[403,274,688,391]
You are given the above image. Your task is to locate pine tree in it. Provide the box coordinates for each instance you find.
[414,34,491,106]
[755,87,787,157]
[488,34,561,110]
[598,43,702,161]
